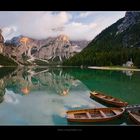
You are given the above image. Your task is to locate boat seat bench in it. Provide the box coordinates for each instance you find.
[112,110,120,115]
[99,110,107,118]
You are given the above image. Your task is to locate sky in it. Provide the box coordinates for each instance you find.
[0,11,126,41]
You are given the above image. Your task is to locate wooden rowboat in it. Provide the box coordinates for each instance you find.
[66,107,125,123]
[126,104,140,111]
[90,91,128,107]
[128,109,140,125]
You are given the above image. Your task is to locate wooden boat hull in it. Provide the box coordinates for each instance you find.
[90,91,128,107]
[128,110,140,125]
[66,107,125,123]
[126,104,140,112]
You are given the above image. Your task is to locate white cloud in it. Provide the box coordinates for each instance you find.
[16,11,71,39]
[2,26,18,40]
[61,22,97,40]
[79,12,93,18]
[0,11,125,41]
[4,89,20,104]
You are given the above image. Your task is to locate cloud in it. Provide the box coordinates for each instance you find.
[0,11,71,40]
[2,26,18,40]
[4,89,20,104]
[78,12,93,18]
[16,11,71,39]
[0,11,125,41]
[61,22,97,40]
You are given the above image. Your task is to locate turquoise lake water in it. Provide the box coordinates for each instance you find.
[0,67,140,125]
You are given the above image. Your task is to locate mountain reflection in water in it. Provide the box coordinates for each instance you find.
[0,67,140,125]
[0,67,139,105]
[1,67,81,97]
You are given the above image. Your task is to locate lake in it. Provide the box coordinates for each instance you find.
[0,66,140,125]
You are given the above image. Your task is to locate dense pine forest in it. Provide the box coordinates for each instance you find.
[63,16,140,68]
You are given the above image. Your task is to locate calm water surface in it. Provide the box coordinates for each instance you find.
[0,67,140,125]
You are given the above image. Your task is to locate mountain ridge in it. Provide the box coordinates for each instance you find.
[63,11,140,67]
[4,34,90,65]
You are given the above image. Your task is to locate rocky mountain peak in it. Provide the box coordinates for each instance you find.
[57,34,69,42]
[117,11,140,33]
[4,34,89,64]
[0,29,4,53]
[20,37,31,44]
[125,11,140,20]
[0,29,4,43]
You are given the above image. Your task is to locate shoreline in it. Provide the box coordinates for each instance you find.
[1,65,140,72]
[0,65,18,68]
[88,66,140,71]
